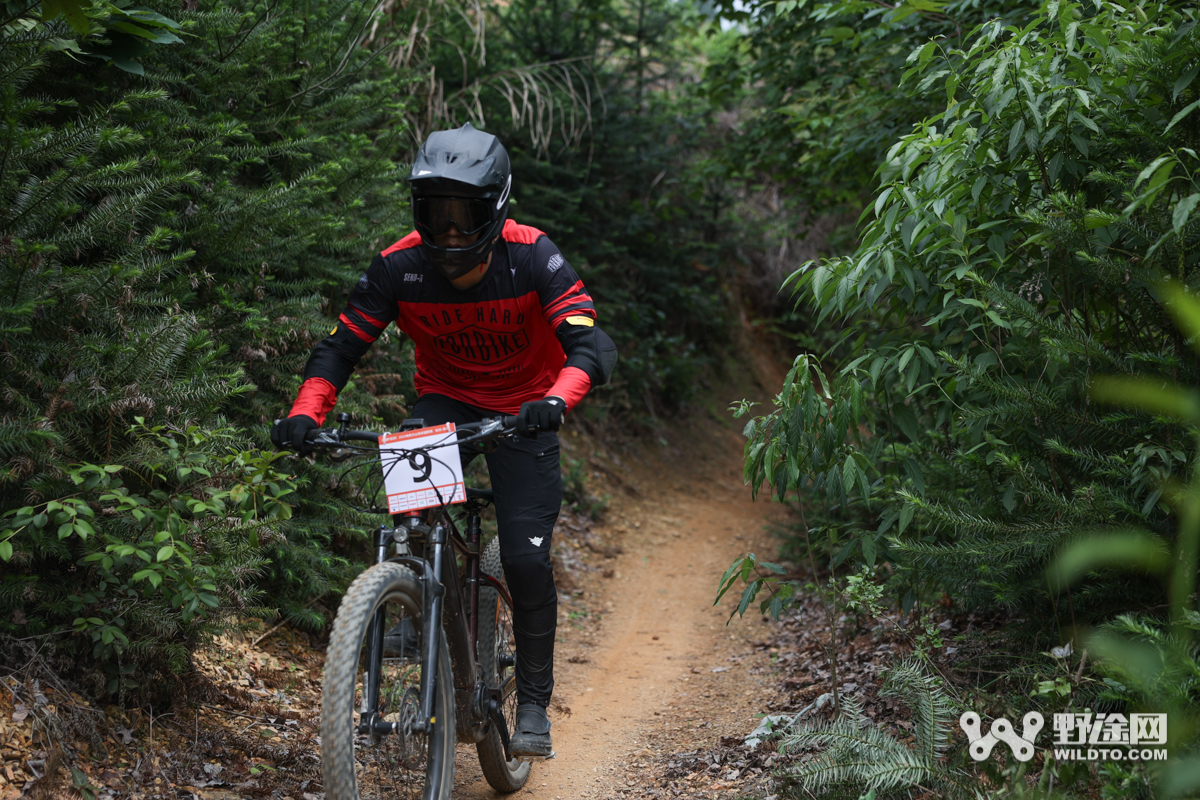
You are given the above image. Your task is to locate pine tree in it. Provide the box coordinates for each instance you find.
[0,0,415,698]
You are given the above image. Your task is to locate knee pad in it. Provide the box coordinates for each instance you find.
[501,550,556,613]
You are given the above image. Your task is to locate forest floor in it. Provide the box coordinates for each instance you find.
[1,340,989,800]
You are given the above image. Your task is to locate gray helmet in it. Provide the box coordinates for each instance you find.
[409,123,512,280]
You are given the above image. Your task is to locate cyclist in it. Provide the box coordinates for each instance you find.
[271,122,616,759]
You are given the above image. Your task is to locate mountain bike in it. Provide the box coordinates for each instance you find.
[298,413,543,800]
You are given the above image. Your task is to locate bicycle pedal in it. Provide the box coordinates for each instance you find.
[517,751,556,762]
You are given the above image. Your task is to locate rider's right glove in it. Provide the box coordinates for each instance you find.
[271,414,320,456]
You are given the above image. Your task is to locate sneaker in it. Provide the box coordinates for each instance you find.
[509,703,553,758]
[382,618,419,658]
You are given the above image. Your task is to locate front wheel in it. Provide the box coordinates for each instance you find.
[321,562,456,800]
[475,537,531,791]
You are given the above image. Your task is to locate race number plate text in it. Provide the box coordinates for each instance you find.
[379,423,466,513]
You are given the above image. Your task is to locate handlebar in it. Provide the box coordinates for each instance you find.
[300,416,521,451]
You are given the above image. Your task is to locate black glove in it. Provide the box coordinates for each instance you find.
[271,414,320,455]
[516,397,565,438]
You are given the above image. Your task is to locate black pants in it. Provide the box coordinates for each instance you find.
[411,393,560,707]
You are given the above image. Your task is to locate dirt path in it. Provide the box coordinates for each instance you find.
[454,414,793,800]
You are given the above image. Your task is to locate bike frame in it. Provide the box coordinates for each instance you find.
[358,504,513,744]
[308,413,520,754]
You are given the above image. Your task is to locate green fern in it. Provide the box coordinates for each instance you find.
[777,658,971,799]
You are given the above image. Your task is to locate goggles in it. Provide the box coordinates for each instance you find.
[412,196,496,238]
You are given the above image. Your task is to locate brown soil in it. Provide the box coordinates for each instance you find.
[453,411,795,800]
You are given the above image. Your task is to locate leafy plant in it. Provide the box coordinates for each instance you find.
[1,421,296,697]
[756,0,1200,624]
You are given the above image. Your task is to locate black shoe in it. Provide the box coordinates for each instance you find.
[382,618,419,658]
[509,703,553,758]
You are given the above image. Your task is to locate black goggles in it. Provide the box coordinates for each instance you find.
[412,196,496,238]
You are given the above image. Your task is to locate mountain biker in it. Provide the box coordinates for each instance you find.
[271,122,616,759]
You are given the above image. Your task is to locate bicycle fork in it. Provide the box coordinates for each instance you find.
[359,523,409,738]
[415,523,447,733]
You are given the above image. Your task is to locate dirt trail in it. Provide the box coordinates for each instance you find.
[455,413,792,800]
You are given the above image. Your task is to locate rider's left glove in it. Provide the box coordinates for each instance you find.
[271,414,320,456]
[516,396,565,438]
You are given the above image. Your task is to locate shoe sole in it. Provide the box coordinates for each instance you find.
[515,751,555,762]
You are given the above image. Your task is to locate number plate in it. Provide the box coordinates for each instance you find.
[379,423,466,513]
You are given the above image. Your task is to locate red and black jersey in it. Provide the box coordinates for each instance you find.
[291,220,604,422]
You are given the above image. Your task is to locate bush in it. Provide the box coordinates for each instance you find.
[1,422,295,699]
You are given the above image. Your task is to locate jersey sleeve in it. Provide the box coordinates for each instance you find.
[292,255,401,423]
[532,236,596,329]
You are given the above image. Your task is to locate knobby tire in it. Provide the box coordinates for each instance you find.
[475,536,531,792]
[321,562,456,800]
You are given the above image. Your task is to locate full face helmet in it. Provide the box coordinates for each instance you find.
[409,122,512,280]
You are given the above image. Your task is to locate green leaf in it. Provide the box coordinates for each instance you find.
[1161,282,1200,358]
[1002,484,1016,513]
[1174,63,1200,102]
[831,537,856,568]
[987,233,1005,264]
[41,0,91,35]
[1049,531,1170,587]
[157,545,175,562]
[903,457,925,496]
[1090,376,1200,422]
[1135,155,1172,188]
[1147,160,1176,195]
[736,581,758,618]
[828,27,855,44]
[861,536,877,568]
[1174,193,1200,234]
[891,402,921,443]
[0,541,11,561]
[1166,99,1200,133]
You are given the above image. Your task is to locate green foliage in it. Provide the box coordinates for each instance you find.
[0,0,410,697]
[714,550,790,620]
[1047,283,1200,796]
[0,421,295,697]
[754,1,1200,623]
[734,353,881,569]
[777,658,970,800]
[739,1,1200,794]
[706,0,1037,213]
